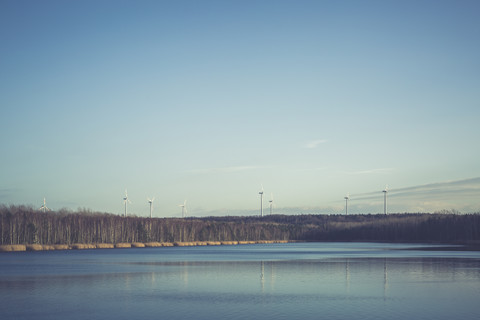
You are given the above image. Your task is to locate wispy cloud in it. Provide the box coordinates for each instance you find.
[350,177,480,201]
[304,139,327,149]
[395,177,480,193]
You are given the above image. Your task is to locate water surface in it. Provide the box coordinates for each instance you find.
[1,243,479,319]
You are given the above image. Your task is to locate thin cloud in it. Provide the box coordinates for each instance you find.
[350,177,480,201]
[394,177,480,194]
[304,139,327,149]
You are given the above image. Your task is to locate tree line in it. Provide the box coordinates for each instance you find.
[1,205,479,245]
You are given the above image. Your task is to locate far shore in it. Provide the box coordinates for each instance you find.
[0,240,290,252]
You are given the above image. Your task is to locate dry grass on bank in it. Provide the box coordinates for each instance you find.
[144,242,162,247]
[96,243,114,249]
[174,242,195,246]
[26,244,45,251]
[221,241,238,245]
[115,242,132,248]
[22,244,55,251]
[144,242,175,247]
[71,243,96,250]
[0,244,27,252]
[54,244,70,250]
[161,242,174,247]
[1,240,290,252]
[206,241,222,246]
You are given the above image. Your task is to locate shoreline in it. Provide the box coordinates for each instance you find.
[2,240,479,253]
[0,240,290,252]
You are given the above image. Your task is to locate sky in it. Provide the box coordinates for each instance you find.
[1,0,479,217]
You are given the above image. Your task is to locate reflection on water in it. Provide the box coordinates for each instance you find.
[384,258,388,299]
[1,243,480,320]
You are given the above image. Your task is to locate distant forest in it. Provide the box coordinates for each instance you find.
[1,205,479,245]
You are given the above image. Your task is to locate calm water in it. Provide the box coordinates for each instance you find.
[1,243,479,320]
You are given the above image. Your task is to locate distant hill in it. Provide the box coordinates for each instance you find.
[1,205,479,246]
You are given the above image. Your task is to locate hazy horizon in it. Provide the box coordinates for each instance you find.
[2,176,479,218]
[1,0,479,217]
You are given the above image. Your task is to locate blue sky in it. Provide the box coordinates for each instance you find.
[1,0,479,217]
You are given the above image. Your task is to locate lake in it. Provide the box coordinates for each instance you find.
[1,242,479,320]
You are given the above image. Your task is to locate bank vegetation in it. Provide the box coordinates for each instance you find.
[1,205,479,251]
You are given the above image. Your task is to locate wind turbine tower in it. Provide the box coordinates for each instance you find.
[39,198,50,213]
[269,193,274,215]
[383,185,388,215]
[147,197,155,218]
[344,194,349,215]
[179,200,187,218]
[123,190,131,217]
[259,185,264,217]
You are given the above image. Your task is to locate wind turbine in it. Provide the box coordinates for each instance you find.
[269,193,274,215]
[123,190,131,217]
[382,185,388,215]
[259,185,264,217]
[344,194,349,215]
[39,197,50,213]
[147,197,155,218]
[179,200,187,218]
